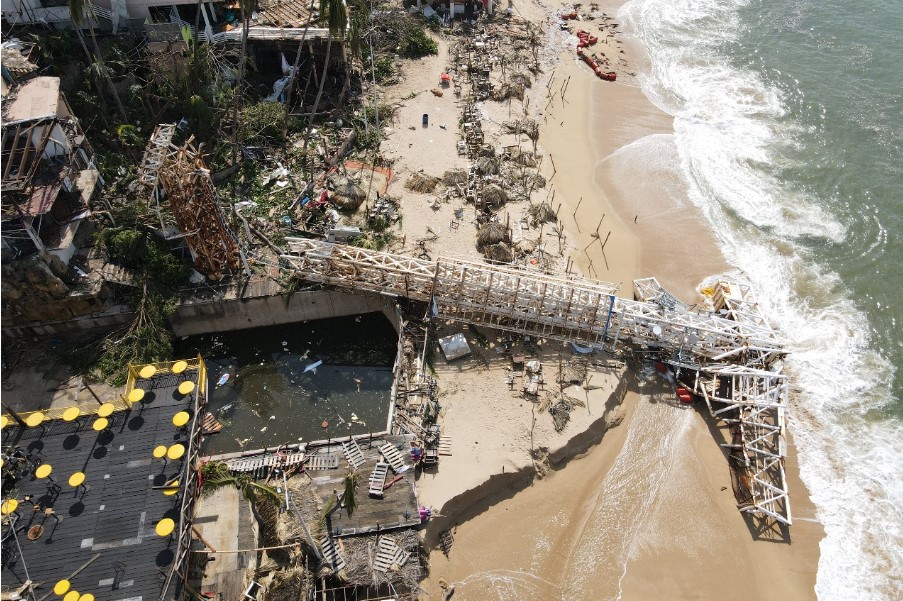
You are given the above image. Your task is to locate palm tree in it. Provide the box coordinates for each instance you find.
[200,460,283,506]
[342,469,358,517]
[281,0,319,143]
[231,0,258,165]
[69,0,128,121]
[304,0,347,149]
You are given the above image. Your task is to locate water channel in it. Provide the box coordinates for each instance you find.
[176,313,397,456]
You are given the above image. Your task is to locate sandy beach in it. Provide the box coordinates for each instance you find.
[368,0,826,598]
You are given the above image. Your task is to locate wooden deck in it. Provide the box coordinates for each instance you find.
[1,371,200,601]
[307,435,420,537]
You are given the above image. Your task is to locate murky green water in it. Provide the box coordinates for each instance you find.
[176,313,397,455]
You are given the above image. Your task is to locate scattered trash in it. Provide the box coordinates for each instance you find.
[216,373,231,388]
[304,359,323,374]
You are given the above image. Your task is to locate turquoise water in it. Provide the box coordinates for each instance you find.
[621,0,902,598]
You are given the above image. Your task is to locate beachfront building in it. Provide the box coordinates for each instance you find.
[0,68,113,323]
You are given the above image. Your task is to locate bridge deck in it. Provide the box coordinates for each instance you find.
[281,239,792,525]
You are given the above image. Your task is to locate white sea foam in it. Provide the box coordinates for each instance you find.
[620,0,903,598]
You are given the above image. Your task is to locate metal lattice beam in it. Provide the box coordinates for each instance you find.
[280,240,792,525]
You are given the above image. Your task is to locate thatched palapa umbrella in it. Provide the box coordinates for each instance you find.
[476,221,509,252]
[405,172,441,193]
[329,174,367,210]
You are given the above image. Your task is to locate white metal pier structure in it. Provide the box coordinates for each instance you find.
[281,239,792,525]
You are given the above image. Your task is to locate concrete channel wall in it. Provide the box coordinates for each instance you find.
[2,279,401,340]
[169,288,398,337]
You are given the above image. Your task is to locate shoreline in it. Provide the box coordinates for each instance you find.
[416,1,823,598]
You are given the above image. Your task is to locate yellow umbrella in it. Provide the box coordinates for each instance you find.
[92,418,109,432]
[78,594,95,601]
[172,412,190,428]
[53,580,71,595]
[153,445,168,459]
[127,388,145,404]
[1,499,19,515]
[69,472,86,488]
[163,480,180,496]
[63,591,80,601]
[139,365,157,379]
[62,407,80,423]
[25,412,45,427]
[35,464,52,479]
[166,444,186,461]
[2,415,9,429]
[97,403,115,418]
[155,518,175,537]
[172,360,188,374]
[177,381,195,395]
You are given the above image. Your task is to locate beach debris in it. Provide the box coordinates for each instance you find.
[260,426,268,432]
[304,359,323,374]
[475,156,501,176]
[483,242,514,263]
[431,88,444,97]
[442,168,469,186]
[476,221,510,252]
[216,373,231,388]
[481,184,508,207]
[405,172,441,193]
[439,530,454,557]
[528,202,557,226]
[321,420,329,428]
[269,415,276,420]
[235,437,251,447]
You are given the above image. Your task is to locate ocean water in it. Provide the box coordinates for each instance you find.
[619,0,903,598]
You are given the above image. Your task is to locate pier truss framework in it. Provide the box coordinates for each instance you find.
[138,124,242,280]
[280,239,793,525]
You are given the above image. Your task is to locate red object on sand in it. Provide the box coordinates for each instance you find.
[441,73,451,81]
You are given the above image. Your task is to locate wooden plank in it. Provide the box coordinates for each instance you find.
[378,442,407,473]
[342,439,366,471]
[368,463,389,497]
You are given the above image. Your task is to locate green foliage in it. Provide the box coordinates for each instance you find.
[397,25,438,58]
[320,0,348,34]
[116,124,145,148]
[201,461,283,506]
[426,15,441,32]
[238,102,296,146]
[27,31,75,68]
[343,471,358,517]
[188,95,215,139]
[87,229,189,383]
[373,57,395,84]
[350,230,395,251]
[102,229,189,293]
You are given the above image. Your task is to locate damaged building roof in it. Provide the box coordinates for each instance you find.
[4,76,64,122]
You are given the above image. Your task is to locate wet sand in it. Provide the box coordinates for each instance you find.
[418,1,823,599]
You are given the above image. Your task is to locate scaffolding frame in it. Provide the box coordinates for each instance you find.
[281,240,793,525]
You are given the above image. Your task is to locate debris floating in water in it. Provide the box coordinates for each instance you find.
[304,360,323,374]
[321,420,329,428]
[260,426,268,433]
[216,373,231,388]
